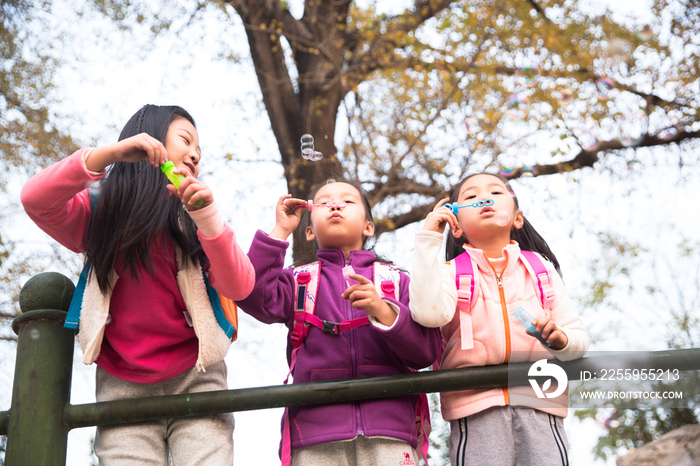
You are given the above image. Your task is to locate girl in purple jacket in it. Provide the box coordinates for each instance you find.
[236,180,441,466]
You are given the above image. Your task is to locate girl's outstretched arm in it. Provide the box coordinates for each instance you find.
[235,230,297,325]
[21,149,105,253]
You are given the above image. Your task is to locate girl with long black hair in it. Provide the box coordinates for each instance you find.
[21,104,254,465]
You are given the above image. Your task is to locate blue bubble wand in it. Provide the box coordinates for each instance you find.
[446,199,494,214]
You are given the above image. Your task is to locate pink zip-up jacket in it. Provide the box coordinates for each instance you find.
[410,230,589,420]
[20,149,255,378]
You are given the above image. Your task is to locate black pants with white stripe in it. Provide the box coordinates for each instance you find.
[449,406,569,466]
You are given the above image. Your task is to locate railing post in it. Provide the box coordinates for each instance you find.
[6,272,75,466]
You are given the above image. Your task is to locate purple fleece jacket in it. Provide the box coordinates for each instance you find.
[236,230,442,450]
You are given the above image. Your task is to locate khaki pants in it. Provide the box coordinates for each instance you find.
[94,361,234,466]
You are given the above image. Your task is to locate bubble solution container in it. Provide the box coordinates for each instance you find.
[160,161,203,208]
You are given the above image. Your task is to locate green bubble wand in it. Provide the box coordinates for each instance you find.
[160,161,204,208]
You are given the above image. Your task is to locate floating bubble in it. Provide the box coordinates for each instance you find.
[521,166,535,178]
[559,89,573,105]
[657,127,677,140]
[580,132,600,151]
[657,120,678,141]
[29,328,40,340]
[300,134,321,161]
[517,65,538,88]
[595,78,614,101]
[627,160,642,171]
[464,118,478,134]
[494,211,511,226]
[499,166,517,177]
[636,27,654,41]
[620,108,648,147]
[504,109,527,122]
[507,94,528,108]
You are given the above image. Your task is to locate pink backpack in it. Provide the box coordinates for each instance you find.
[280,262,431,466]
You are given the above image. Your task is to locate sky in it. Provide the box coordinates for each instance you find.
[2,0,698,465]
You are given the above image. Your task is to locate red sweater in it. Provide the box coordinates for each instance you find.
[21,149,255,382]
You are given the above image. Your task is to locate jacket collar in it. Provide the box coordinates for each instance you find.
[463,241,522,276]
[317,248,376,268]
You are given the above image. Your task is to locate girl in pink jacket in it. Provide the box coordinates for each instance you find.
[410,173,589,466]
[21,105,255,466]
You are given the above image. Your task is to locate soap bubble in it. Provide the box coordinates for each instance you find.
[494,211,511,226]
[627,160,642,171]
[300,134,321,161]
[657,127,677,140]
[504,95,528,122]
[580,132,600,151]
[559,89,573,105]
[636,27,654,41]
[29,328,40,340]
[507,94,528,108]
[595,78,614,101]
[464,118,478,134]
[521,166,535,178]
[518,65,538,88]
[620,108,647,147]
[499,166,516,177]
[657,119,679,140]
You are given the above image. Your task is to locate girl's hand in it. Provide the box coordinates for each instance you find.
[341,274,397,327]
[530,316,569,350]
[269,195,306,241]
[86,134,168,172]
[166,167,213,211]
[424,198,459,235]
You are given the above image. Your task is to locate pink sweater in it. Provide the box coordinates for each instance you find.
[410,231,589,420]
[21,149,255,382]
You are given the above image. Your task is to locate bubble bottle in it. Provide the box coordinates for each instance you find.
[160,161,204,208]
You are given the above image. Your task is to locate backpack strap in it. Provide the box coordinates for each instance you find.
[520,251,555,315]
[203,272,238,341]
[65,188,99,330]
[373,262,401,300]
[453,251,478,350]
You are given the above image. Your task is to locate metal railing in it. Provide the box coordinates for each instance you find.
[1,272,699,465]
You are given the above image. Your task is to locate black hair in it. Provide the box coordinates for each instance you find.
[445,173,561,274]
[292,179,394,267]
[87,104,204,293]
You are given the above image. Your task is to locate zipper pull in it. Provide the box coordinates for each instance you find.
[496,275,503,287]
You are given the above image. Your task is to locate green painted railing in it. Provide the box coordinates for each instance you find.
[1,272,699,465]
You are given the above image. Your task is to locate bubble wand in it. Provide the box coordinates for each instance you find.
[293,201,347,211]
[160,161,204,208]
[446,199,494,214]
